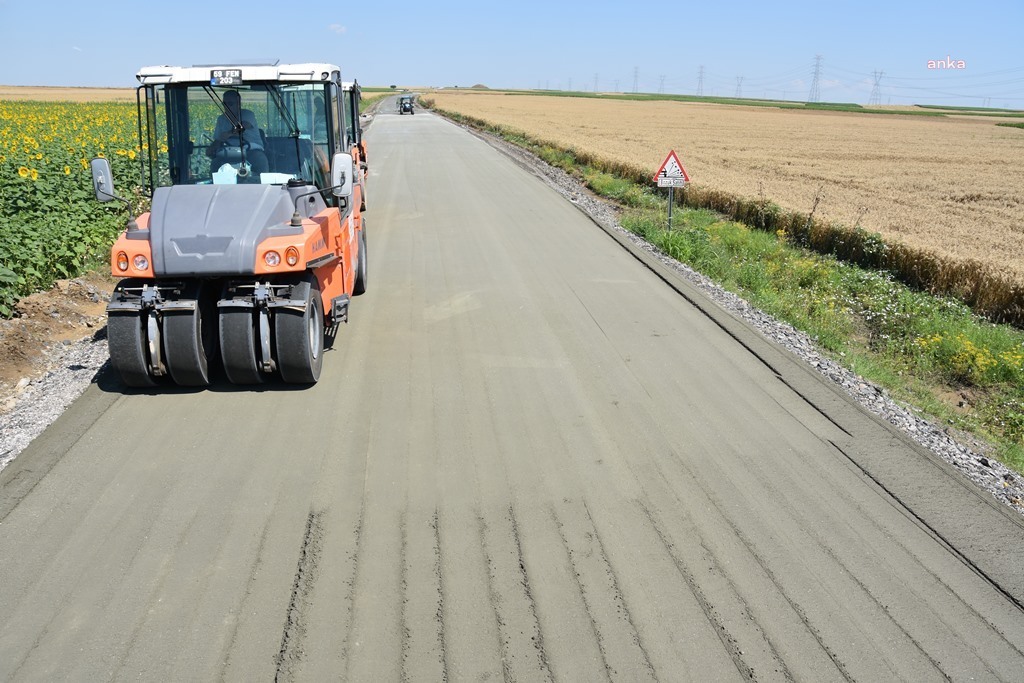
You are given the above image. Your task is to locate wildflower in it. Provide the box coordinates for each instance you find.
[18,166,29,177]
[64,165,71,175]
[30,169,38,180]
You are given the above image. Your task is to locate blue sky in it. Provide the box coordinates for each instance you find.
[2,0,1022,106]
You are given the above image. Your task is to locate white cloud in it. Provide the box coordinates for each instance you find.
[328,24,346,35]
[72,46,83,52]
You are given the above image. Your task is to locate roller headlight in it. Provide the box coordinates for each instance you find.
[116,251,129,272]
[132,255,149,271]
[285,247,299,266]
[264,251,281,267]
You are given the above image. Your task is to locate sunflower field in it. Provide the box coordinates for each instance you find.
[0,100,141,316]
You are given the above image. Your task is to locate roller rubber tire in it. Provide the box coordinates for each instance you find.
[107,312,156,387]
[275,279,324,384]
[353,225,368,296]
[220,308,264,385]
[163,289,215,386]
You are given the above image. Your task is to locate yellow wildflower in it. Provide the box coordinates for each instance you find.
[18,166,29,177]
[30,169,38,180]
[64,165,71,175]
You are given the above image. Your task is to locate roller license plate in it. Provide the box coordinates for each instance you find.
[210,69,243,86]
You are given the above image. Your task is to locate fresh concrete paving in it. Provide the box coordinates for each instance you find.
[2,104,1023,681]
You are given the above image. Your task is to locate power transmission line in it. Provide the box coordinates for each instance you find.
[808,54,822,102]
[697,65,704,96]
[659,75,666,93]
[594,73,599,92]
[735,76,743,98]
[868,70,884,105]
[633,66,639,93]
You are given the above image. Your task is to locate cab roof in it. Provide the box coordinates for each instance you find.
[136,63,342,85]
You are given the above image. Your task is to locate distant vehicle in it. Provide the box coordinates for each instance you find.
[399,95,415,115]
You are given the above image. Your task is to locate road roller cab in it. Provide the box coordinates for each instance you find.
[92,62,368,388]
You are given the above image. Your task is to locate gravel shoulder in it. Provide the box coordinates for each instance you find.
[0,274,114,470]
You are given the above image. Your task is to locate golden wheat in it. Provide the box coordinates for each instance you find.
[431,92,1024,284]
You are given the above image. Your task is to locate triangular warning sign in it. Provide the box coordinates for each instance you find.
[653,150,690,184]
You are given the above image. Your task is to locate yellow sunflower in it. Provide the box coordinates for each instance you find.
[18,166,29,177]
[30,169,38,180]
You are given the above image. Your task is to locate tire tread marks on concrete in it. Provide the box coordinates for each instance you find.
[275,509,325,682]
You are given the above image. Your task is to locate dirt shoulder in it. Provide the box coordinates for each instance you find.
[0,271,116,411]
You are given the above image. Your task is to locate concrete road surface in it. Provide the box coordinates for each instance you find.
[2,104,1024,682]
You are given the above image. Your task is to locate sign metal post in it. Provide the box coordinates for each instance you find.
[653,150,690,230]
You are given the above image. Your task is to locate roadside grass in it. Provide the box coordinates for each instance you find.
[361,92,390,109]
[423,99,1024,472]
[617,200,1024,472]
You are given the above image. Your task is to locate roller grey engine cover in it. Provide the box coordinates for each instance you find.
[149,185,301,277]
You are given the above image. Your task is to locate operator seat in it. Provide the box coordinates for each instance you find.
[209,128,269,179]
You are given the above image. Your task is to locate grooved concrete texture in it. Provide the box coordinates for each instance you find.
[2,103,1023,682]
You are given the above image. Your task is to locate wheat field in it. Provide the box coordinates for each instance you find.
[430,92,1024,283]
[0,86,136,102]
